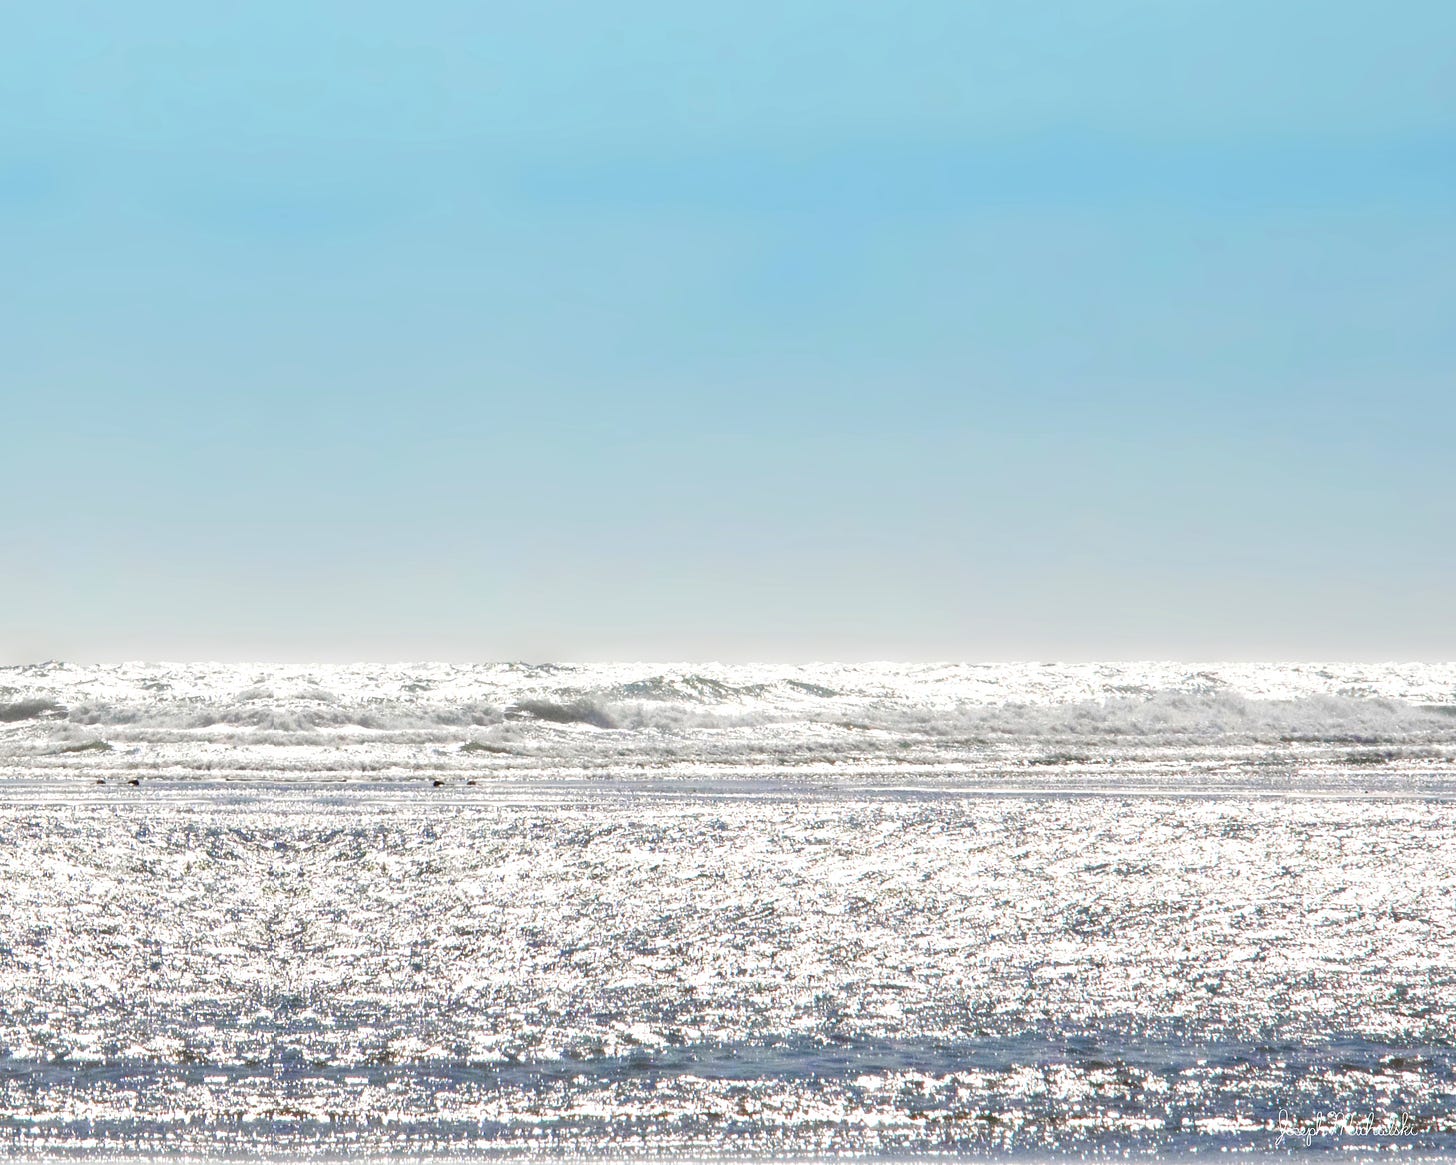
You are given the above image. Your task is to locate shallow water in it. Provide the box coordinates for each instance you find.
[1,663,1454,1158]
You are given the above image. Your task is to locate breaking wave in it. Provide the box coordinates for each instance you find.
[857,691,1455,741]
[6,663,1456,782]
[61,700,506,732]
[9,688,1456,742]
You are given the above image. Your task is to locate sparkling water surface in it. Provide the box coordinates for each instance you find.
[2,662,1454,1159]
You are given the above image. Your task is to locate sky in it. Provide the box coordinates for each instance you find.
[4,1,1454,662]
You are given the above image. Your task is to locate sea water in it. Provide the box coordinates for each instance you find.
[1,661,1453,1159]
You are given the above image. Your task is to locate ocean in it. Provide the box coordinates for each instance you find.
[1,660,1453,1160]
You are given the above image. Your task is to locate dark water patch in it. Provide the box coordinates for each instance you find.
[1,1033,1453,1157]
[1342,747,1442,766]
[784,679,840,698]
[508,700,616,729]
[3,1029,1449,1090]
[0,699,63,722]
[616,674,771,702]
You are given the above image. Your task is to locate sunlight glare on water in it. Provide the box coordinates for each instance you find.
[0,662,1453,1158]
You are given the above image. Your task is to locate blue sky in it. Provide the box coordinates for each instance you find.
[4,1,1454,661]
